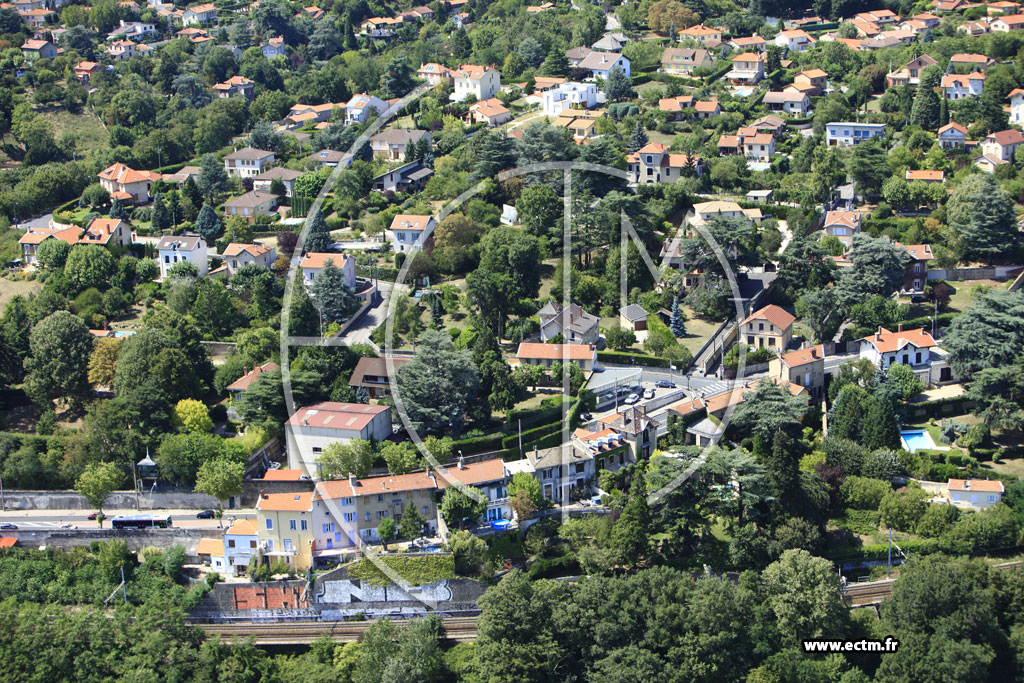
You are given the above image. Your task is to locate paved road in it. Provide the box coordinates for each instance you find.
[340,281,406,345]
[15,212,52,231]
[0,508,255,530]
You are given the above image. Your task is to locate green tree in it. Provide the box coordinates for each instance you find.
[515,183,561,238]
[88,336,120,387]
[946,173,1018,262]
[879,487,928,531]
[395,329,481,435]
[397,506,426,540]
[310,259,359,323]
[611,470,651,569]
[909,67,941,129]
[605,325,637,351]
[319,439,375,479]
[197,153,230,201]
[669,296,685,337]
[466,227,541,337]
[835,234,912,309]
[194,458,244,527]
[763,549,848,644]
[540,46,569,77]
[75,462,123,527]
[303,207,332,253]
[605,65,633,102]
[194,204,224,245]
[24,310,94,407]
[379,441,420,475]
[944,289,1024,379]
[628,121,649,152]
[732,379,808,445]
[796,288,840,342]
[507,470,544,528]
[847,138,888,195]
[440,486,487,530]
[860,396,901,450]
[377,518,395,549]
[35,238,71,269]
[64,245,116,290]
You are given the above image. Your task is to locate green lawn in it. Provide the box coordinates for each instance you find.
[49,109,109,154]
[677,308,721,357]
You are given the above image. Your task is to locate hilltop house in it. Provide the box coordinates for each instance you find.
[770,344,825,397]
[371,160,433,192]
[762,91,810,116]
[222,191,279,221]
[941,72,985,99]
[468,98,512,126]
[515,343,597,372]
[541,82,598,116]
[823,210,862,247]
[681,24,721,43]
[793,68,828,95]
[255,491,314,570]
[347,356,411,398]
[344,93,387,124]
[938,122,969,148]
[253,167,302,197]
[947,479,1004,510]
[20,39,56,61]
[213,75,255,100]
[182,2,216,24]
[627,142,703,184]
[825,122,886,147]
[896,243,933,292]
[81,217,132,248]
[226,361,280,394]
[857,325,952,384]
[775,29,816,51]
[577,51,630,80]
[18,226,82,265]
[417,62,453,86]
[726,52,764,83]
[369,129,432,160]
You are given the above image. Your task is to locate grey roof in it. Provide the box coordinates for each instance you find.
[254,166,303,181]
[591,35,624,51]
[619,304,648,322]
[763,91,807,104]
[566,46,592,61]
[687,417,724,438]
[578,51,625,71]
[527,444,592,469]
[539,302,599,335]
[224,147,275,161]
[370,129,431,145]
[156,234,202,251]
[311,149,351,163]
[604,406,660,436]
[222,190,279,208]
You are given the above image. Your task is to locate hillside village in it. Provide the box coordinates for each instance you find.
[2,0,1024,679]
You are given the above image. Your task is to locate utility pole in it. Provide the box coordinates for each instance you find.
[0,468,5,511]
[887,527,893,579]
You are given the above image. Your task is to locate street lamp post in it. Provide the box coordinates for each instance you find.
[157,148,162,170]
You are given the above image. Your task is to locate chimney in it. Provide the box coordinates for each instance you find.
[964,480,970,489]
[876,326,883,341]
[260,489,267,499]
[457,454,465,469]
[897,323,903,333]
[302,417,308,426]
[349,472,356,487]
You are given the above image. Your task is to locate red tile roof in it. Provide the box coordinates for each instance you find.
[948,479,1004,493]
[516,342,596,361]
[742,304,795,330]
[779,344,824,368]
[255,491,313,511]
[261,467,304,481]
[858,326,936,353]
[286,402,389,430]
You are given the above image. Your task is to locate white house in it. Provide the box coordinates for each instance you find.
[941,72,985,99]
[285,402,393,471]
[742,133,775,162]
[300,252,356,288]
[825,122,886,147]
[386,214,436,254]
[223,148,275,178]
[222,191,279,221]
[369,129,432,160]
[450,64,500,102]
[762,91,811,116]
[577,51,630,80]
[947,479,1004,510]
[627,142,703,184]
[261,37,285,57]
[97,162,161,204]
[775,29,816,51]
[417,62,453,86]
[541,82,598,116]
[156,234,208,279]
[344,93,388,124]
[857,325,952,385]
[823,210,861,247]
[726,52,764,84]
[182,2,216,25]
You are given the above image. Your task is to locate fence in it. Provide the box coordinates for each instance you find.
[928,265,1023,282]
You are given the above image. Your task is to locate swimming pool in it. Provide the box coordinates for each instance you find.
[901,430,936,452]
[113,331,136,338]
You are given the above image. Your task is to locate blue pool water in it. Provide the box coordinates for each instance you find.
[901,430,935,451]
[113,331,136,338]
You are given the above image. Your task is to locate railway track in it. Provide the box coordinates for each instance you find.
[198,616,479,644]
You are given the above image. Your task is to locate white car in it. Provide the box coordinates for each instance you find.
[624,393,640,405]
[643,388,655,399]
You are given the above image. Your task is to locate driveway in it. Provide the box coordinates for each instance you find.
[340,281,407,345]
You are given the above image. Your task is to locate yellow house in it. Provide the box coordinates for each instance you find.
[255,491,315,570]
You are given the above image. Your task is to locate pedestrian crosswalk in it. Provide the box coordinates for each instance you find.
[693,380,731,398]
[1,521,81,529]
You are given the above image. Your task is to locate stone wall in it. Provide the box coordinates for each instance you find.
[4,527,220,554]
[2,489,221,510]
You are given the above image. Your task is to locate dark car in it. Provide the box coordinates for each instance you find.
[87,512,98,520]
[655,380,676,388]
[579,412,593,422]
[196,510,215,519]
[0,523,16,530]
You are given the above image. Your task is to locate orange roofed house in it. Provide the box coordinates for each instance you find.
[226,361,280,393]
[627,142,704,184]
[515,342,597,371]
[947,479,1004,510]
[255,491,314,569]
[80,217,132,248]
[18,225,82,265]
[284,402,393,472]
[739,304,795,351]
[299,252,356,288]
[857,325,953,385]
[98,162,162,203]
[221,242,276,274]
[770,344,825,397]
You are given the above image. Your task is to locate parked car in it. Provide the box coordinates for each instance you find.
[87,512,98,520]
[579,412,593,422]
[655,380,676,388]
[644,388,655,399]
[624,393,640,405]
[196,510,215,519]
[0,523,16,530]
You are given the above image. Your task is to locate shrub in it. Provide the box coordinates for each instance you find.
[878,487,928,531]
[840,476,891,510]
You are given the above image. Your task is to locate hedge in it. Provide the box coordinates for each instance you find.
[501,420,563,450]
[356,265,400,281]
[844,313,958,341]
[527,553,581,580]
[451,432,505,455]
[704,61,734,84]
[650,73,704,88]
[597,351,674,368]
